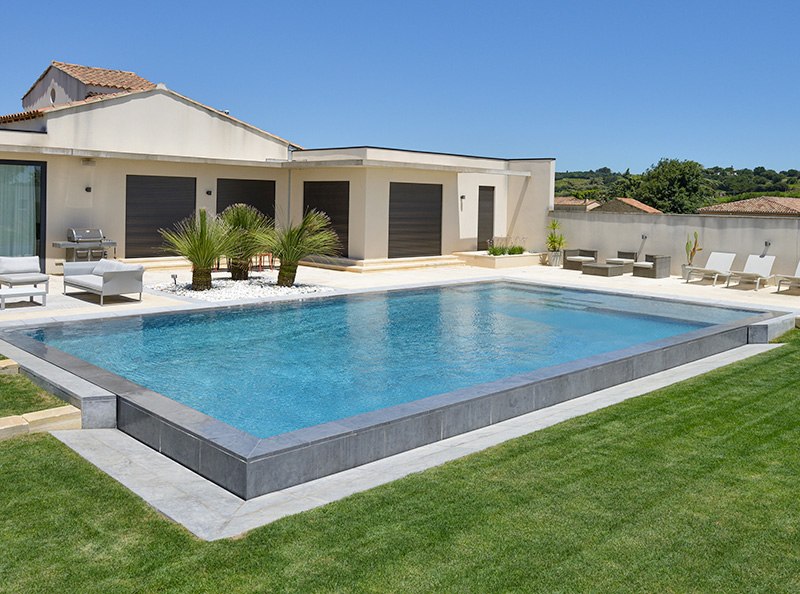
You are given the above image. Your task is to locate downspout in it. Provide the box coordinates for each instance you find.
[286,145,296,224]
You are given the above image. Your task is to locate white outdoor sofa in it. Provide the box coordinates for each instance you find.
[0,256,50,292]
[685,252,736,286]
[726,254,776,291]
[63,259,145,305]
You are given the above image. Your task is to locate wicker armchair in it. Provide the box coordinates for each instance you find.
[562,249,598,271]
[633,255,671,278]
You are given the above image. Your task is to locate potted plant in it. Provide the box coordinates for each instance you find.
[545,219,566,266]
[683,231,702,279]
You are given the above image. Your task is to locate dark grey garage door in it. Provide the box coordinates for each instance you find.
[303,181,349,257]
[125,175,196,258]
[388,182,442,258]
[216,179,275,219]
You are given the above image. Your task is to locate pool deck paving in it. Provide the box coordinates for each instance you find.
[2,262,799,539]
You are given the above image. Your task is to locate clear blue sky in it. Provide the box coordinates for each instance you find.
[2,0,797,173]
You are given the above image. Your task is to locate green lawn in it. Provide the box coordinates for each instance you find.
[2,332,800,593]
[0,373,67,417]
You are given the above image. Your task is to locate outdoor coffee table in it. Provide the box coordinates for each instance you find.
[582,263,625,277]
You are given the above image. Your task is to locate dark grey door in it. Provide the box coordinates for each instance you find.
[388,182,442,258]
[125,175,196,258]
[216,179,275,219]
[477,186,495,250]
[303,181,349,257]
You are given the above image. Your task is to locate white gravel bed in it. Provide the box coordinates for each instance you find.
[148,274,333,302]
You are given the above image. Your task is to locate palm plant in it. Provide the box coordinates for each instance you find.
[261,209,341,287]
[219,203,272,281]
[159,208,232,290]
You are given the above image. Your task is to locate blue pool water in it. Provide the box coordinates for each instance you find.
[27,282,758,438]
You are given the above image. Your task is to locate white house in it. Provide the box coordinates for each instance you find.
[0,61,555,273]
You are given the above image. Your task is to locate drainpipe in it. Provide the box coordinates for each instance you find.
[286,145,296,225]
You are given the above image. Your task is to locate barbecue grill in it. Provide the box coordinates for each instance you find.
[53,228,117,261]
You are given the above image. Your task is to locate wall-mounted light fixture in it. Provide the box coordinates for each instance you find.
[85,186,92,193]
[459,195,466,211]
[641,234,647,240]
[765,240,771,247]
[206,190,213,196]
[81,159,95,167]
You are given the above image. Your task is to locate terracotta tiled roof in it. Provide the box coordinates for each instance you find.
[554,196,600,206]
[615,197,662,213]
[23,61,155,99]
[698,196,800,216]
[52,61,155,90]
[0,109,45,124]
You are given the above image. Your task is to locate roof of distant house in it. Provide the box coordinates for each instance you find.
[554,196,601,207]
[614,197,662,214]
[24,61,156,99]
[698,196,800,216]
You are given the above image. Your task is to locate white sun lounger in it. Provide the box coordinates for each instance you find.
[776,260,800,292]
[726,254,775,291]
[685,252,736,286]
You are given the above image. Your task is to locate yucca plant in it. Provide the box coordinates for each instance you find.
[261,209,341,287]
[219,203,272,281]
[159,208,232,290]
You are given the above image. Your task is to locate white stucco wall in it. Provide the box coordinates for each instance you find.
[506,159,556,251]
[22,67,85,111]
[554,211,800,276]
[38,90,290,161]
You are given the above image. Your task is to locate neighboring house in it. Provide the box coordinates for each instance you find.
[0,62,555,273]
[698,196,800,217]
[22,61,156,111]
[593,197,662,214]
[553,196,600,212]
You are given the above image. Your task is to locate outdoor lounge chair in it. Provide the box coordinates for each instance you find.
[685,252,736,286]
[726,254,776,291]
[776,260,800,292]
[63,259,144,305]
[0,256,50,292]
[563,249,598,271]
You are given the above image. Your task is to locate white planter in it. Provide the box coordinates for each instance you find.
[548,251,563,267]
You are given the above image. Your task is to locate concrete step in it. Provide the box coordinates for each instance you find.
[302,255,465,273]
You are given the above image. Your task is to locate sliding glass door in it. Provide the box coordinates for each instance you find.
[0,160,45,259]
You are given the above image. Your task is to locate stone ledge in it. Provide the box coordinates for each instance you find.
[0,359,19,375]
[0,405,81,440]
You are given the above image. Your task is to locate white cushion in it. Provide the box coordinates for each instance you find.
[0,256,40,275]
[566,256,595,263]
[607,258,634,265]
[633,261,653,269]
[92,259,133,276]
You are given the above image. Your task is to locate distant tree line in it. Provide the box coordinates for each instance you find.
[556,160,800,214]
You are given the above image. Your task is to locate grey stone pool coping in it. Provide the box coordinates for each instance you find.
[51,342,783,541]
[1,278,797,500]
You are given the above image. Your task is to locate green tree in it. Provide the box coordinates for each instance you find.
[261,209,341,287]
[633,158,713,213]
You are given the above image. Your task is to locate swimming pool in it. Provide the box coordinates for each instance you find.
[2,280,780,499]
[26,282,754,438]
